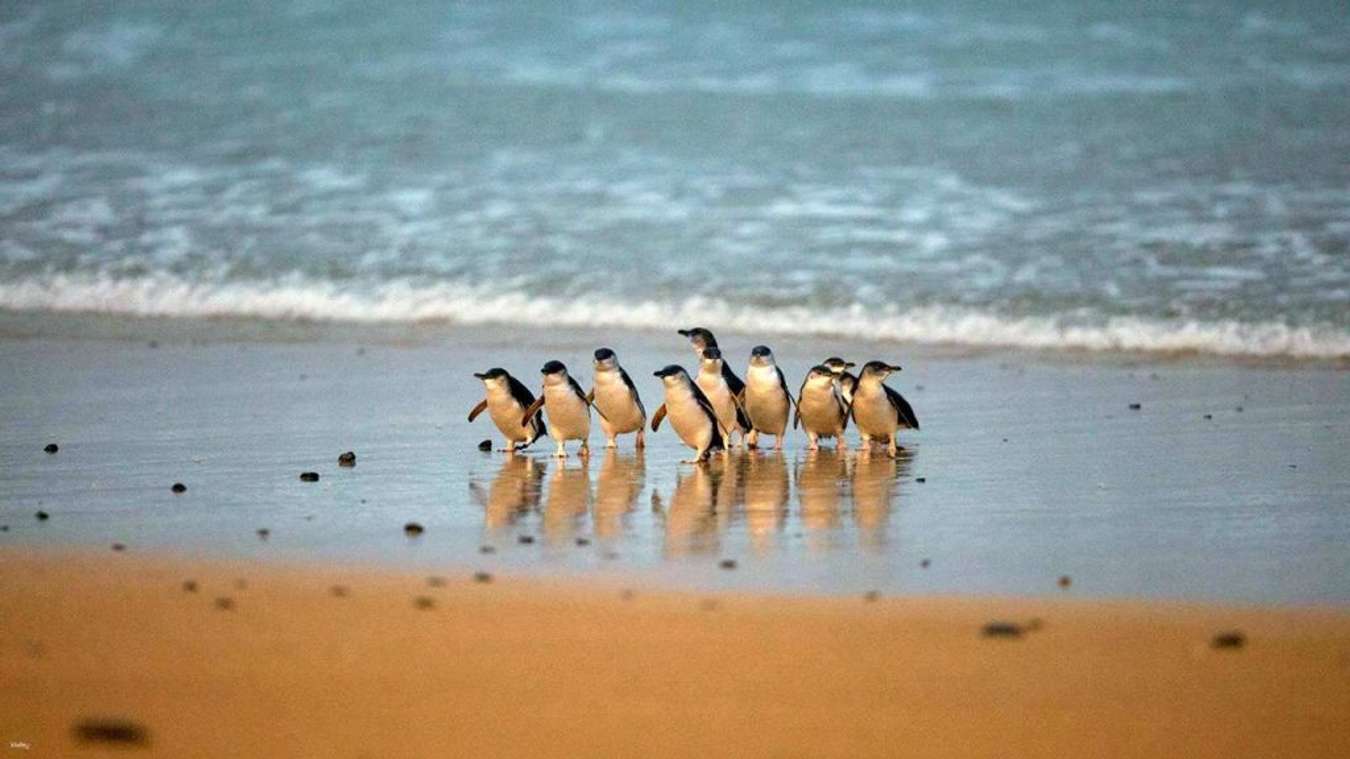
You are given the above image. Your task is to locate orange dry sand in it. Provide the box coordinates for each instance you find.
[2,550,1347,758]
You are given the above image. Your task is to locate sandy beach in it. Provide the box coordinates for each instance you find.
[3,549,1348,758]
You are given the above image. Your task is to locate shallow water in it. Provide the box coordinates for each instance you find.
[1,327,1346,602]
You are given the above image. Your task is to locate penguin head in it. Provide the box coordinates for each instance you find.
[698,347,723,372]
[860,360,901,379]
[474,367,510,388]
[653,364,689,385]
[592,348,618,371]
[540,360,568,384]
[805,365,836,386]
[678,327,717,352]
[822,357,855,374]
[749,345,775,366]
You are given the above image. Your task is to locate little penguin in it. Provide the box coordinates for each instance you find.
[469,368,546,452]
[695,347,752,447]
[589,347,646,449]
[795,364,850,451]
[821,357,858,404]
[743,345,796,450]
[522,361,597,458]
[651,365,727,463]
[677,327,745,398]
[850,361,920,458]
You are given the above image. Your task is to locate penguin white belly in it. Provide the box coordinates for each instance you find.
[544,387,590,441]
[667,390,714,452]
[593,376,644,433]
[745,368,789,433]
[798,392,842,436]
[486,391,531,443]
[695,374,739,432]
[852,387,897,437]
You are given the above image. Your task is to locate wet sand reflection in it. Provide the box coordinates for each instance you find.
[594,449,645,541]
[470,455,545,533]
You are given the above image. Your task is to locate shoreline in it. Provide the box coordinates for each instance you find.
[3,549,1348,757]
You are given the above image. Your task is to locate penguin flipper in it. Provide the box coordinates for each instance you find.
[651,404,667,431]
[468,398,488,422]
[522,396,546,427]
[885,385,920,430]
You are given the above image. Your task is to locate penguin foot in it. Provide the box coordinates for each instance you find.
[605,440,617,449]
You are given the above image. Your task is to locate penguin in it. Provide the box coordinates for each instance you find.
[521,361,596,458]
[850,361,920,458]
[589,348,646,449]
[794,364,850,451]
[677,327,745,397]
[821,357,858,404]
[469,368,546,452]
[743,345,795,450]
[651,365,727,463]
[695,347,752,447]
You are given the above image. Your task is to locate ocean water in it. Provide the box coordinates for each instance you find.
[1,0,1348,358]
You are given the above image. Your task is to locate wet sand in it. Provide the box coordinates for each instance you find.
[2,549,1348,758]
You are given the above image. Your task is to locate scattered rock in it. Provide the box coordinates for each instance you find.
[575,537,591,546]
[35,510,49,521]
[214,597,235,611]
[1211,631,1246,650]
[919,558,931,569]
[517,534,535,545]
[718,559,738,570]
[699,599,719,612]
[1203,414,1213,420]
[329,585,349,598]
[182,580,198,593]
[620,589,636,601]
[473,571,493,584]
[1026,618,1045,632]
[1058,575,1072,589]
[413,596,436,610]
[478,439,493,452]
[981,621,1024,639]
[0,525,9,532]
[299,471,320,482]
[337,451,356,467]
[44,443,59,454]
[403,522,424,536]
[426,576,446,587]
[1128,403,1142,410]
[171,483,186,494]
[147,340,159,349]
[915,477,926,483]
[72,718,150,747]
[111,542,126,552]
[863,590,881,602]
[1235,405,1244,412]
[256,528,270,540]
[233,579,248,590]
[479,545,496,554]
[602,551,620,560]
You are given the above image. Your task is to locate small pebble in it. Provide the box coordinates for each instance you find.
[44,443,59,454]
[473,571,493,584]
[1235,405,1244,412]
[479,545,496,554]
[575,537,591,546]
[602,551,620,560]
[256,528,270,540]
[719,559,738,570]
[299,471,319,482]
[1128,403,1142,410]
[337,451,356,467]
[233,579,248,590]
[981,621,1024,639]
[404,522,425,536]
[620,589,636,601]
[699,599,719,612]
[182,580,198,593]
[478,439,493,452]
[1203,414,1213,420]
[413,596,436,610]
[35,510,50,521]
[1025,618,1045,632]
[0,525,9,532]
[426,576,446,587]
[214,597,235,611]
[915,477,926,483]
[517,534,535,544]
[72,719,150,746]
[863,590,881,602]
[111,542,126,552]
[171,483,186,494]
[919,558,931,569]
[330,585,349,598]
[1058,575,1072,589]
[1211,631,1246,650]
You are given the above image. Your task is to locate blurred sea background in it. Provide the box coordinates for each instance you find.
[1,0,1348,359]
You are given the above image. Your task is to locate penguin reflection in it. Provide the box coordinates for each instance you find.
[543,458,592,544]
[741,451,789,553]
[659,463,722,558]
[594,448,645,540]
[469,455,546,531]
[851,450,908,550]
[795,449,848,547]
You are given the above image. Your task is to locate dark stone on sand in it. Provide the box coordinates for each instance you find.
[35,510,49,521]
[473,571,493,583]
[299,471,320,482]
[1212,631,1246,649]
[915,477,926,483]
[919,558,931,569]
[182,580,198,593]
[517,534,535,544]
[234,579,248,590]
[575,537,591,546]
[719,559,738,570]
[479,545,496,554]
[1,525,8,531]
[44,443,59,454]
[478,439,493,452]
[404,522,425,536]
[171,482,186,494]
[863,590,881,602]
[1235,405,1244,412]
[620,589,636,601]
[330,585,349,598]
[214,597,235,611]
[111,542,125,552]
[72,718,150,747]
[1203,414,1213,420]
[981,621,1024,639]
[699,599,720,612]
[602,551,620,560]
[1026,618,1045,632]
[426,576,446,587]
[1128,403,1142,410]
[256,528,270,540]
[413,595,436,610]
[338,451,356,467]
[1058,575,1072,589]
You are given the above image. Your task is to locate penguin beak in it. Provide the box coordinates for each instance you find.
[473,372,488,380]
[677,329,690,337]
[888,364,903,372]
[844,362,856,369]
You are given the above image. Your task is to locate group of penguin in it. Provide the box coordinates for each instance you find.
[469,327,920,463]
